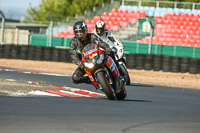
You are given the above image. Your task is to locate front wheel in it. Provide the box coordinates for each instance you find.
[116,85,127,100]
[96,71,116,100]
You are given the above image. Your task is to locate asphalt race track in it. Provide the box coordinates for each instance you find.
[0,67,200,133]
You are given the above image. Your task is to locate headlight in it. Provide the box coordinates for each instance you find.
[84,62,94,69]
[97,54,104,64]
[117,48,123,59]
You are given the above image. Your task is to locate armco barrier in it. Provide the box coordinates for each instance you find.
[0,44,200,74]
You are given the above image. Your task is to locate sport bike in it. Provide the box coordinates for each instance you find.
[81,43,127,100]
[111,41,131,85]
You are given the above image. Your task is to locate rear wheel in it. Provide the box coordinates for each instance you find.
[120,64,131,85]
[96,71,116,100]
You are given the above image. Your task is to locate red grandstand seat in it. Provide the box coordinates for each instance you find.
[182,13,190,18]
[112,25,119,31]
[129,18,137,24]
[101,12,109,17]
[118,9,128,14]
[155,16,164,24]
[110,16,117,22]
[106,24,112,30]
[111,21,120,31]
[178,16,186,22]
[120,21,128,28]
[129,10,135,14]
[87,24,95,33]
[102,16,110,22]
[101,12,109,21]
[122,9,129,14]
[85,19,95,25]
[112,21,120,26]
[65,32,74,38]
[57,31,65,37]
[121,16,129,22]
[139,11,146,18]
[117,12,126,18]
[193,21,200,27]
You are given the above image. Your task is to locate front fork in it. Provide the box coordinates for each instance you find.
[118,61,128,76]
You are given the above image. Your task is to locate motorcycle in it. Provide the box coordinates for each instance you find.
[81,43,127,100]
[96,33,131,85]
[111,41,131,85]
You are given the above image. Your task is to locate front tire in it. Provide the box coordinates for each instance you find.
[96,71,116,100]
[116,85,127,100]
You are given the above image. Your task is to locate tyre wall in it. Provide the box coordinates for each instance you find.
[0,44,200,74]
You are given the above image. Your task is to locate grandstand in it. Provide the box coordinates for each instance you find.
[52,0,200,48]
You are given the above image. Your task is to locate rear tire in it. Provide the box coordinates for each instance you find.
[96,71,116,100]
[120,64,131,85]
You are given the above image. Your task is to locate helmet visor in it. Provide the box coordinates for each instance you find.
[75,29,85,38]
[96,28,103,35]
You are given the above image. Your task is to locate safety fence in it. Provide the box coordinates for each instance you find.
[0,44,199,74]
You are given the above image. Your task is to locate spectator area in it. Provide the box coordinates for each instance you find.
[139,12,200,47]
[53,8,146,37]
[53,5,200,47]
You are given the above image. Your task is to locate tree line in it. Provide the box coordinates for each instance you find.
[26,0,111,23]
[26,0,200,24]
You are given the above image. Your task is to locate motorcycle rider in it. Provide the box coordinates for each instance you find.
[93,20,127,78]
[69,21,122,94]
[93,20,120,48]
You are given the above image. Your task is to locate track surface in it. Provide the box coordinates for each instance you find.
[0,67,200,133]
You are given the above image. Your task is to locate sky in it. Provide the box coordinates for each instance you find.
[0,0,41,20]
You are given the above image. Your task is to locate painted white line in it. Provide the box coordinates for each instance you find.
[40,73,69,77]
[10,93,27,96]
[0,68,69,77]
[5,79,17,82]
[28,90,62,97]
[60,90,91,97]
[23,72,32,74]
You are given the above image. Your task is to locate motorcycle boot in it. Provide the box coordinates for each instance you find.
[72,67,91,84]
[81,76,91,84]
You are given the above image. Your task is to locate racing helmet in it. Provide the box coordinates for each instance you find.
[95,21,106,36]
[73,21,88,39]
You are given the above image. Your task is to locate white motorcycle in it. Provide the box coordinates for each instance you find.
[94,31,131,85]
[111,41,131,85]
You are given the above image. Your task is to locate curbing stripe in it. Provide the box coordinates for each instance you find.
[60,90,91,97]
[50,85,63,88]
[73,90,104,97]
[66,87,105,97]
[3,78,105,98]
[28,90,62,97]
[46,90,80,97]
